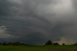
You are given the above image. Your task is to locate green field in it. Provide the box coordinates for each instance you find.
[0,45,77,51]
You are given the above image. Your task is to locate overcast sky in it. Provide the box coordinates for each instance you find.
[0,0,77,45]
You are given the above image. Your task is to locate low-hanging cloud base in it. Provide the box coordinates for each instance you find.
[0,0,77,45]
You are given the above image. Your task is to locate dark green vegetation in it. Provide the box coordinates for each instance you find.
[0,41,77,51]
[0,45,77,51]
[45,40,52,45]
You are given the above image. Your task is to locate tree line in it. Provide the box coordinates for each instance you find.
[0,42,27,46]
[0,40,77,46]
[45,40,77,45]
[45,40,65,45]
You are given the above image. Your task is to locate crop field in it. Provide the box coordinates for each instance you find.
[0,45,77,51]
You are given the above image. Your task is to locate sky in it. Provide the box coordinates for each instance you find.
[0,0,77,45]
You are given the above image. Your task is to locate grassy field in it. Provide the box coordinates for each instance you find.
[0,45,77,51]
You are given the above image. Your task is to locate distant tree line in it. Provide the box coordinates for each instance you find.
[0,40,77,46]
[73,43,77,45]
[45,40,77,45]
[45,40,65,45]
[0,42,27,46]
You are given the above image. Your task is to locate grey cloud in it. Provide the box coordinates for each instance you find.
[0,0,77,45]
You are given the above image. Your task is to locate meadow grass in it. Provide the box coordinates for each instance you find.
[0,45,77,51]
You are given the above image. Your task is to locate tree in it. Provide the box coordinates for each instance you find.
[8,42,12,45]
[53,42,59,45]
[0,43,2,45]
[45,40,52,45]
[73,43,77,45]
[2,42,7,46]
[62,43,65,45]
[12,42,26,46]
[12,42,20,46]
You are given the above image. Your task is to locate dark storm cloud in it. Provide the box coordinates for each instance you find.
[0,0,10,16]
[0,0,19,16]
[0,0,77,45]
[0,0,55,45]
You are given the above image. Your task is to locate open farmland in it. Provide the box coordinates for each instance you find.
[0,45,77,51]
